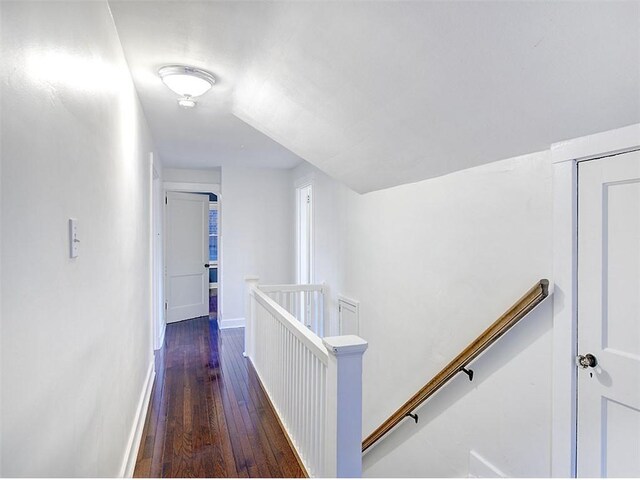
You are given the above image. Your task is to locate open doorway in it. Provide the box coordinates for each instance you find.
[296,182,313,327]
[296,183,313,284]
[164,187,221,326]
[208,198,219,322]
[165,192,209,323]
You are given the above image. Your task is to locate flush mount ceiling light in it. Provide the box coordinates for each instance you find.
[158,65,215,108]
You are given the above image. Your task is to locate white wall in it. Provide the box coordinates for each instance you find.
[1,2,155,476]
[289,162,350,335]
[220,166,293,327]
[0,57,3,476]
[163,167,221,185]
[152,159,165,350]
[291,151,553,477]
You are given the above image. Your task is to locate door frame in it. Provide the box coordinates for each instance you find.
[163,181,222,326]
[150,154,163,350]
[295,175,314,285]
[551,123,640,477]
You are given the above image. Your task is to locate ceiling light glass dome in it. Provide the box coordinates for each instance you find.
[158,65,215,98]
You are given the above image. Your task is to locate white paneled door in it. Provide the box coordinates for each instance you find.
[296,183,313,284]
[166,192,209,323]
[577,150,640,477]
[296,183,313,327]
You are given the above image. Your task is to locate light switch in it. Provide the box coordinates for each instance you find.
[69,218,79,258]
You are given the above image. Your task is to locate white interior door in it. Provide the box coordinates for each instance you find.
[577,150,640,477]
[166,191,209,323]
[297,184,313,327]
[297,184,313,284]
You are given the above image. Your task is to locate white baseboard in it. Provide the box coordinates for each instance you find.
[219,317,245,329]
[155,322,166,350]
[119,361,155,478]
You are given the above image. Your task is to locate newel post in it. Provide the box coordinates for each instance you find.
[322,335,368,478]
[244,276,259,359]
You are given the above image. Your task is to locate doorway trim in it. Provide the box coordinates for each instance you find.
[150,154,163,350]
[162,181,222,325]
[295,175,314,285]
[551,123,640,477]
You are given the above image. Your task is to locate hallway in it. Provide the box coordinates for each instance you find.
[134,318,304,478]
[3,1,640,477]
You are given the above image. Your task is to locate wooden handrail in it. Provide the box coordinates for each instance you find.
[362,279,549,452]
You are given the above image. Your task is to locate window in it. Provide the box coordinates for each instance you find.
[209,207,218,261]
[209,203,219,289]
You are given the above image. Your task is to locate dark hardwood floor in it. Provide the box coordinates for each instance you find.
[134,316,305,478]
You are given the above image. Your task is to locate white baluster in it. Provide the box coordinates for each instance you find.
[309,290,316,333]
[322,283,329,337]
[245,284,367,477]
[297,340,302,445]
[315,359,320,473]
[319,365,328,472]
[286,331,292,423]
[278,322,283,407]
[307,348,313,463]
[303,346,308,456]
[313,361,318,474]
[302,290,307,328]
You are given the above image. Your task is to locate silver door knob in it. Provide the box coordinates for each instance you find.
[576,353,598,369]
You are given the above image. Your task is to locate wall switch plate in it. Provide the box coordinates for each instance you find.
[69,218,79,258]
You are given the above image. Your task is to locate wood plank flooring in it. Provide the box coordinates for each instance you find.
[134,317,305,478]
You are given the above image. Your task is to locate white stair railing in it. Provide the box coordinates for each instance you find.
[259,283,328,336]
[245,277,367,478]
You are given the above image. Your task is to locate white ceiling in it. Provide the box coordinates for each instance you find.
[110,1,640,193]
[109,1,303,170]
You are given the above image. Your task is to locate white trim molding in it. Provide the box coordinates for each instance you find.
[163,181,220,194]
[551,123,640,477]
[119,361,155,478]
[294,172,315,189]
[551,156,578,478]
[163,180,224,326]
[156,321,166,351]
[295,180,315,285]
[219,317,245,329]
[551,123,640,165]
